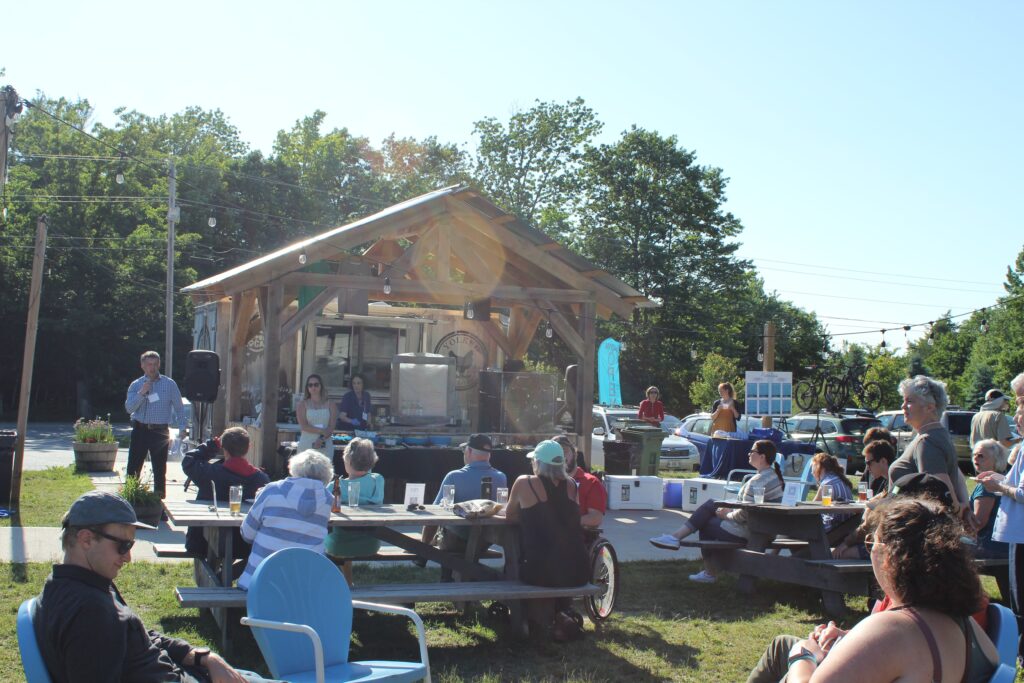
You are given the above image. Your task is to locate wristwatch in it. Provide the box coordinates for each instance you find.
[788,647,817,667]
[192,647,211,668]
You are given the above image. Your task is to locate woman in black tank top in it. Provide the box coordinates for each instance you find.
[505,440,590,638]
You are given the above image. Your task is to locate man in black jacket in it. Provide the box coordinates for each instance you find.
[181,427,269,564]
[34,490,280,682]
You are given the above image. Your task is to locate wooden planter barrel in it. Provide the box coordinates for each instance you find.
[130,500,163,527]
[72,442,118,472]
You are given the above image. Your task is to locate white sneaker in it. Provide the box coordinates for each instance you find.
[688,570,716,583]
[649,534,680,550]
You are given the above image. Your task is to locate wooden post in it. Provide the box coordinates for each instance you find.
[260,282,283,469]
[11,216,47,511]
[577,301,597,468]
[761,321,776,428]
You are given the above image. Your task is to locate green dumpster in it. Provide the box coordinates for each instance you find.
[620,424,665,476]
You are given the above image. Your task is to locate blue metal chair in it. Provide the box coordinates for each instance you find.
[986,602,1019,669]
[241,547,430,683]
[17,598,54,683]
[989,663,1016,683]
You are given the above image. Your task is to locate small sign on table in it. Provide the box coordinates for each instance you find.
[404,483,426,507]
[781,482,802,507]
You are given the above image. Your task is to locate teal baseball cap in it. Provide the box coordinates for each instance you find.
[528,440,565,465]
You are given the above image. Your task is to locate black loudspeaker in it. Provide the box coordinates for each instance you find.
[184,350,220,402]
[478,371,556,433]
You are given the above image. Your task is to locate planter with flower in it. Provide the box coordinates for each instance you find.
[118,475,162,527]
[72,416,118,472]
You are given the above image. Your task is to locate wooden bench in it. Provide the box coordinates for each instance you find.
[153,543,193,558]
[804,557,1011,599]
[677,539,810,552]
[176,580,602,610]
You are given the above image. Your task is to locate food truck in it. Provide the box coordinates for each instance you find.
[183,186,654,500]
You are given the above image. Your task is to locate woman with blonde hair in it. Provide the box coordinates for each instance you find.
[296,373,337,460]
[711,382,742,433]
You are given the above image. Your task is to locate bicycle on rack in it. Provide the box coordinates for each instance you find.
[823,366,883,413]
[794,365,828,412]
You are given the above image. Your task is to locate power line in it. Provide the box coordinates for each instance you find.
[752,257,1000,287]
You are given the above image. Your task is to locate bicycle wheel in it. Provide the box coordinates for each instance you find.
[585,539,619,623]
[823,377,848,412]
[858,382,883,413]
[794,380,820,412]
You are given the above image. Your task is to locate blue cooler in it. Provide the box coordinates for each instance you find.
[663,478,685,509]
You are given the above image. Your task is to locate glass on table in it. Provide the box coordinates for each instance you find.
[822,484,834,507]
[751,484,765,505]
[229,485,243,516]
[347,480,361,507]
[857,480,868,502]
[441,484,455,509]
[496,487,509,506]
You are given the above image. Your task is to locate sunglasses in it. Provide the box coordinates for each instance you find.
[90,528,135,555]
[307,383,321,388]
[406,503,426,511]
[863,532,886,553]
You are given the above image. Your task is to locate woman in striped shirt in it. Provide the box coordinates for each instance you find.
[237,449,334,589]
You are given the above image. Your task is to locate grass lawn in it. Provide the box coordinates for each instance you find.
[0,466,93,527]
[1,558,1010,683]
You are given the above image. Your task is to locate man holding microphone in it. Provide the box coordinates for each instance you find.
[125,350,187,499]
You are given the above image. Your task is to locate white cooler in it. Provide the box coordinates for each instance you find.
[681,477,732,512]
[605,475,664,511]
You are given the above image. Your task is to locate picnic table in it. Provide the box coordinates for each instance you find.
[163,500,600,649]
[705,500,869,617]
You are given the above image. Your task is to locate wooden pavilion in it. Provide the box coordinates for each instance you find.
[182,185,656,469]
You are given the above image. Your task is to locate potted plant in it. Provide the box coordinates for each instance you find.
[72,415,118,472]
[118,475,162,526]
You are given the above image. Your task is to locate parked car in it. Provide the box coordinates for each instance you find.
[784,413,882,473]
[875,410,915,454]
[674,413,763,460]
[590,406,699,472]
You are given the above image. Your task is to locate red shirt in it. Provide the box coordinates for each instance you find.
[638,399,664,426]
[574,468,607,515]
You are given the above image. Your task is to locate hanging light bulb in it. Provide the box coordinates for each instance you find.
[115,171,125,185]
[383,276,392,295]
[545,325,553,339]
[208,216,217,228]
[927,332,935,346]
[466,304,475,320]
[880,329,887,349]
[756,346,764,363]
[298,249,308,265]
[980,319,989,334]
[690,348,698,360]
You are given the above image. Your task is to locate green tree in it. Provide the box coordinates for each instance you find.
[864,349,905,411]
[472,98,601,230]
[689,353,745,412]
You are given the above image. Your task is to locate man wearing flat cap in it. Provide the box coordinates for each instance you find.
[971,389,1013,450]
[32,490,279,682]
[416,434,507,570]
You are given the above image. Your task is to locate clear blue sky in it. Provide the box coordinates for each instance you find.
[4,1,1022,352]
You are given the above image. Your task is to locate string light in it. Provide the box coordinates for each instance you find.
[466,301,475,320]
[383,276,392,295]
[115,171,125,185]
[756,346,764,362]
[298,249,307,265]
[545,325,553,339]
[880,329,887,349]
[690,348,698,360]
[207,216,216,228]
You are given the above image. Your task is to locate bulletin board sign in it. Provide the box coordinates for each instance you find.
[744,371,793,417]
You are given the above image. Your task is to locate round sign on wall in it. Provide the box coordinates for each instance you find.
[434,331,488,391]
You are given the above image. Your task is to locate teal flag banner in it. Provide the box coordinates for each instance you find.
[598,338,622,406]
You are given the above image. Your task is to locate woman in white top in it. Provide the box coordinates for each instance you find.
[296,373,337,460]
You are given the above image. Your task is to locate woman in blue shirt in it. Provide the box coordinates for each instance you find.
[337,373,372,429]
[809,452,854,532]
[325,437,385,585]
[970,439,1009,559]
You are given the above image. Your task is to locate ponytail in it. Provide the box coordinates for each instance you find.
[772,460,784,486]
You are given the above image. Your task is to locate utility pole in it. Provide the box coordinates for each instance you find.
[1,85,22,200]
[761,320,776,428]
[166,158,178,378]
[12,216,48,511]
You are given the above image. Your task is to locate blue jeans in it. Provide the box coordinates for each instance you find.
[1011,542,1024,661]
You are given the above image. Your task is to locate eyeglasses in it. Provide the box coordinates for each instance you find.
[864,457,876,465]
[863,532,886,553]
[307,383,321,388]
[90,528,135,555]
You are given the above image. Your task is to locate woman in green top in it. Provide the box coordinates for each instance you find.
[325,438,385,585]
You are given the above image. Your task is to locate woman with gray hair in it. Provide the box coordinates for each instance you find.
[889,375,974,527]
[325,438,385,584]
[505,440,589,640]
[236,449,334,589]
[969,439,1009,559]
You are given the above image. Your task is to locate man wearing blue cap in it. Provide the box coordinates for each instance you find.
[415,434,507,570]
[32,490,279,682]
